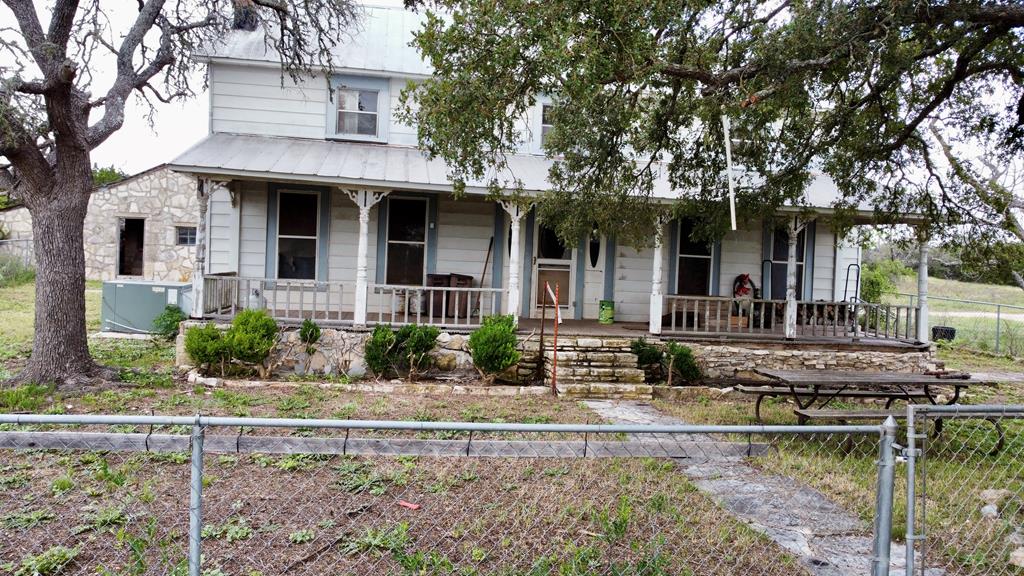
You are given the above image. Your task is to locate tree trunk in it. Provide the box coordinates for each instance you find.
[11,176,113,386]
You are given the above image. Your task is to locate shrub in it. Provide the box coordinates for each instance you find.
[184,324,231,375]
[363,324,440,379]
[664,342,701,385]
[860,262,898,303]
[364,325,398,377]
[468,315,520,379]
[630,339,663,367]
[0,254,35,288]
[299,319,322,354]
[395,324,440,378]
[152,304,187,339]
[227,309,278,365]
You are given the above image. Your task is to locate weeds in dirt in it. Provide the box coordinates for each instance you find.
[50,474,74,495]
[594,496,632,543]
[0,470,29,490]
[340,523,410,557]
[288,529,315,544]
[2,508,55,529]
[201,518,253,542]
[73,506,128,534]
[332,459,388,495]
[7,545,79,576]
[0,384,54,412]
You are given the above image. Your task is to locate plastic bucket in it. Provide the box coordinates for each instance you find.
[598,300,615,325]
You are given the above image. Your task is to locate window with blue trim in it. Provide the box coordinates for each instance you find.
[769,228,806,300]
[328,76,389,143]
[677,218,713,295]
[277,191,319,280]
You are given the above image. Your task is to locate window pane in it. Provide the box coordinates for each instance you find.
[386,243,425,285]
[772,228,805,262]
[541,105,553,126]
[770,263,803,299]
[278,238,317,279]
[338,89,377,113]
[338,112,377,136]
[388,199,426,242]
[279,193,318,237]
[678,218,711,256]
[176,226,197,246]
[537,226,570,260]
[677,257,711,296]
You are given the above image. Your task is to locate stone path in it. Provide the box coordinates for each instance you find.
[585,400,923,576]
[967,371,1024,383]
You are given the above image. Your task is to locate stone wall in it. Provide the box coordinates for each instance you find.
[0,165,197,282]
[686,341,939,380]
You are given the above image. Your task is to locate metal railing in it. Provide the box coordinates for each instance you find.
[202,274,352,326]
[0,413,896,576]
[663,295,918,342]
[899,292,1024,355]
[368,283,503,328]
[904,404,1024,576]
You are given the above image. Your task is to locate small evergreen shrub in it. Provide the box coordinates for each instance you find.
[152,304,187,339]
[630,339,663,367]
[299,318,322,355]
[664,342,701,385]
[468,315,520,379]
[395,324,441,378]
[363,324,440,379]
[184,324,231,375]
[227,309,279,365]
[364,325,398,377]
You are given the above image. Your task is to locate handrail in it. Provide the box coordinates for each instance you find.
[895,292,1024,312]
[368,283,502,327]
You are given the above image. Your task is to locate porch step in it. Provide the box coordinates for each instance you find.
[556,382,654,400]
[541,336,647,389]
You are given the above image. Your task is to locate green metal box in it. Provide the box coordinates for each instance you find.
[100,280,193,334]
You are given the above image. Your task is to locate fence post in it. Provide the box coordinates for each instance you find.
[904,405,922,576]
[871,416,898,576]
[996,305,1002,354]
[189,415,205,576]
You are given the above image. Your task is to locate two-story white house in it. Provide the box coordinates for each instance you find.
[171,4,931,346]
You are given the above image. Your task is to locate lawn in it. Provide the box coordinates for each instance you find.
[0,281,101,366]
[892,275,1024,312]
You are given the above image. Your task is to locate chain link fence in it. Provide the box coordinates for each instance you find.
[0,238,34,286]
[0,414,896,576]
[899,293,1024,357]
[905,405,1024,576]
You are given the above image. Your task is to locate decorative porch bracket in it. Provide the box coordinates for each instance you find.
[500,200,530,324]
[649,217,667,335]
[347,189,389,327]
[191,178,231,319]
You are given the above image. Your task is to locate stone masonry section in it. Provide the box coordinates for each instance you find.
[543,336,650,399]
[0,165,197,281]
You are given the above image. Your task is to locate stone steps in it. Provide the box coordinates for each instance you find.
[541,336,650,398]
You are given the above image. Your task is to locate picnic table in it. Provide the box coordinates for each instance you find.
[740,369,991,424]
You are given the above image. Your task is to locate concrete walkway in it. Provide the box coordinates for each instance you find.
[967,371,1024,383]
[585,400,925,576]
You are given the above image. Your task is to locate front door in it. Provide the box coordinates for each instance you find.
[531,224,575,318]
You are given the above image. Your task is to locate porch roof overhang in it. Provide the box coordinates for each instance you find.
[170,133,916,223]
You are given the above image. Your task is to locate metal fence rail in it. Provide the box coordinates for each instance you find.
[0,413,896,576]
[899,292,1024,355]
[904,404,1024,576]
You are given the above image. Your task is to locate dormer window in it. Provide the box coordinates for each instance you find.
[337,88,379,137]
[327,76,389,143]
[541,104,554,147]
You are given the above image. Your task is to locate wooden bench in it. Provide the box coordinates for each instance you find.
[794,408,1005,455]
[736,385,935,423]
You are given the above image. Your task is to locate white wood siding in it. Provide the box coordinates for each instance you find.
[834,233,862,301]
[435,197,493,285]
[238,182,268,277]
[717,224,763,297]
[812,226,836,300]
[614,223,670,323]
[211,63,328,139]
[327,190,376,308]
[207,186,238,274]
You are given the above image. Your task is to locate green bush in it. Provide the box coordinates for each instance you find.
[299,319,321,352]
[364,325,398,377]
[363,324,440,379]
[152,304,187,339]
[630,339,663,367]
[184,324,231,375]
[468,315,520,378]
[665,342,701,384]
[860,263,897,304]
[227,309,279,365]
[0,254,35,288]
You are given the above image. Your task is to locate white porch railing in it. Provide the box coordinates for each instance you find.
[202,274,352,326]
[367,283,503,328]
[662,295,919,342]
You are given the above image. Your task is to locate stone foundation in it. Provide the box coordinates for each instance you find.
[176,322,938,388]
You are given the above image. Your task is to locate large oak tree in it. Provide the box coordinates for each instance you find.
[1,0,357,386]
[401,0,1024,248]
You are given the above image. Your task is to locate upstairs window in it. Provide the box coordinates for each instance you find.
[337,88,379,137]
[541,105,554,147]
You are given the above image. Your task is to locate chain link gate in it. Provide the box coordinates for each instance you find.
[904,404,1024,576]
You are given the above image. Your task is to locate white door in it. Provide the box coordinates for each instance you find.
[531,223,575,318]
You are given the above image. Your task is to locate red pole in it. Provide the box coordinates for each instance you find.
[552,282,559,395]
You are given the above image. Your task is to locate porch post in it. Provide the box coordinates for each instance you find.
[784,216,799,339]
[347,189,388,327]
[500,201,526,323]
[190,178,222,319]
[916,240,929,343]
[649,219,665,335]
